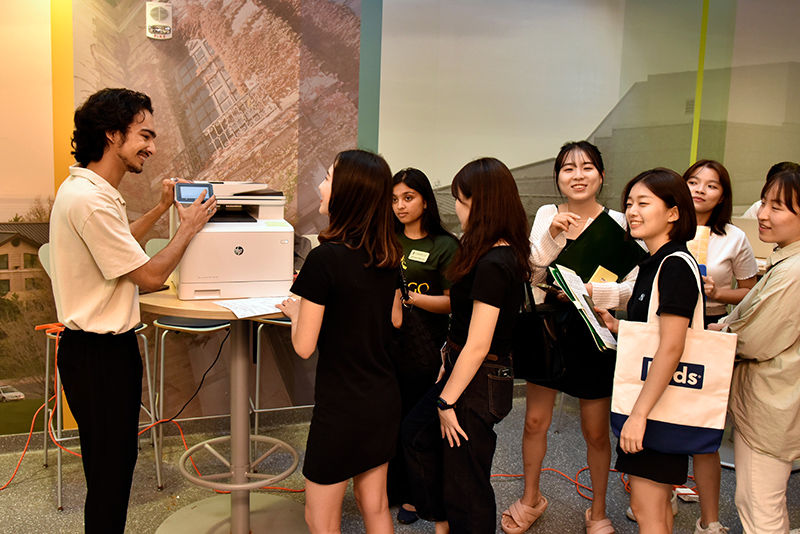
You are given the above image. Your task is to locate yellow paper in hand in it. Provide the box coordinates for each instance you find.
[589,265,618,284]
[687,226,710,265]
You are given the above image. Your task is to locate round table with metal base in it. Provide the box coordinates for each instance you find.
[155,494,307,534]
[140,287,308,534]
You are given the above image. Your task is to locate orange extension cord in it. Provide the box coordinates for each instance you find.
[1,323,302,494]
[4,323,699,499]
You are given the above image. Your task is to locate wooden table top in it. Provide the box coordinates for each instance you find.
[138,284,285,321]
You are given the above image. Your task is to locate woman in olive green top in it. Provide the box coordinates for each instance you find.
[389,168,459,524]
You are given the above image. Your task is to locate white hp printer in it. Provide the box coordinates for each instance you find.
[173,181,294,300]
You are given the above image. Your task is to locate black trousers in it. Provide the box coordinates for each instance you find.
[57,328,142,534]
[387,366,438,505]
[402,346,514,534]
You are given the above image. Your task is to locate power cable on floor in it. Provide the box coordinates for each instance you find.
[2,325,302,494]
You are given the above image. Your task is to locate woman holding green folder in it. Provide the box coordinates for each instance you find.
[501,141,632,534]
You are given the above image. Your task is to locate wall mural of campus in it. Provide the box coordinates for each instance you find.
[0,0,361,433]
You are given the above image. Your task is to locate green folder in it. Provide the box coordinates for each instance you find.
[549,264,617,352]
[550,210,647,283]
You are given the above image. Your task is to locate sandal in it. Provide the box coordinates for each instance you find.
[585,509,615,534]
[500,496,548,534]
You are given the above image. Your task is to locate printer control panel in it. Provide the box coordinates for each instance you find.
[175,182,214,206]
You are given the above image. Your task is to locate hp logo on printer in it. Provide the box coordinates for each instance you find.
[641,357,704,389]
[234,246,244,256]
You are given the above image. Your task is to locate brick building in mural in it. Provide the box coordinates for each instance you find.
[73,0,360,238]
[0,223,49,298]
[60,0,362,417]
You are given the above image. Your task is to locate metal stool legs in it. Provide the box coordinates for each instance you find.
[153,318,230,490]
[136,326,158,479]
[155,327,170,490]
[55,370,63,510]
[254,323,265,442]
[52,369,80,511]
[251,318,291,461]
[42,332,56,467]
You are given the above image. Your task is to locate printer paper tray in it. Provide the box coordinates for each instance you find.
[177,280,292,300]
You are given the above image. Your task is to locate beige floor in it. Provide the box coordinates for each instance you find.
[1,393,798,533]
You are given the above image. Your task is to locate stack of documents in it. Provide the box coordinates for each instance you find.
[546,211,647,351]
[550,264,617,352]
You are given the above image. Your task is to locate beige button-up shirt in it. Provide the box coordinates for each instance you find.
[50,166,150,334]
[724,240,800,462]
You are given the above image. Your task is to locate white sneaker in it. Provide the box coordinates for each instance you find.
[625,489,678,521]
[694,519,730,534]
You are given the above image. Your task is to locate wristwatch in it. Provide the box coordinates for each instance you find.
[436,396,456,410]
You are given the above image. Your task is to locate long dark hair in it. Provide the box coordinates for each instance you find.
[448,158,532,282]
[318,150,402,268]
[682,159,732,236]
[72,88,154,167]
[392,168,455,239]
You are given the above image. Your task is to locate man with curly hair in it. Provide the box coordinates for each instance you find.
[49,88,216,533]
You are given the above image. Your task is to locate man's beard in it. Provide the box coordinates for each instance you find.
[121,153,144,174]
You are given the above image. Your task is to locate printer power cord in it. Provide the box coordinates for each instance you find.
[4,327,700,501]
[2,325,305,495]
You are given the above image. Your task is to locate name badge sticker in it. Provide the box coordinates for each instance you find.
[408,250,430,263]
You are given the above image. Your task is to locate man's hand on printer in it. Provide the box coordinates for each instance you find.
[174,187,218,234]
[276,297,299,321]
[158,177,193,211]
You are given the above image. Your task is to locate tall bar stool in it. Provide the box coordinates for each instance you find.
[152,316,230,488]
[248,233,317,458]
[251,317,292,444]
[39,322,61,468]
[39,323,153,484]
[147,234,231,489]
[44,325,153,509]
[34,322,77,511]
[38,244,61,468]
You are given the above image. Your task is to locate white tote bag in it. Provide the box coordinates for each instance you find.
[610,251,738,454]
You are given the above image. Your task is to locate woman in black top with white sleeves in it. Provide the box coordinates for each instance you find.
[598,168,701,534]
[402,158,531,534]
